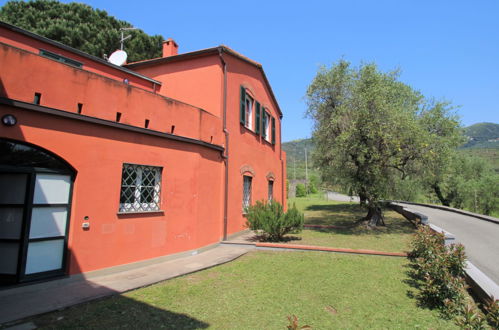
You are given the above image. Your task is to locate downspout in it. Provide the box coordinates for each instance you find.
[219,48,229,240]
[280,117,285,210]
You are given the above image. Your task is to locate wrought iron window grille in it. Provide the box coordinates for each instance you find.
[119,164,161,213]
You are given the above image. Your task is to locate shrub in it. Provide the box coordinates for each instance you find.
[408,226,445,263]
[245,201,304,241]
[484,297,499,329]
[455,301,487,329]
[408,226,467,315]
[295,183,307,197]
[309,183,318,194]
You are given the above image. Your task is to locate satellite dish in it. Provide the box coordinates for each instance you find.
[108,50,127,66]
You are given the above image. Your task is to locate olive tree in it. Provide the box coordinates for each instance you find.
[306,60,461,226]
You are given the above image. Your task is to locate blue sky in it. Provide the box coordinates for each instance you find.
[2,0,498,141]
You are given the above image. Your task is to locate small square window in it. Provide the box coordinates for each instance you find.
[119,164,162,213]
[242,175,252,212]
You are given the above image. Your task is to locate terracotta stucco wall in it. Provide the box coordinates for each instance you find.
[0,35,225,274]
[0,42,223,146]
[0,105,224,274]
[0,25,155,91]
[131,55,223,118]
[224,54,286,235]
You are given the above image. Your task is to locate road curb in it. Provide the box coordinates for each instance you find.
[389,203,499,303]
[389,200,499,225]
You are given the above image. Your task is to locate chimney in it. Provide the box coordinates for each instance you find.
[162,38,178,57]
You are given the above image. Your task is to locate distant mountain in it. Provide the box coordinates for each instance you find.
[282,122,499,180]
[461,122,499,149]
[282,138,315,162]
[282,138,317,181]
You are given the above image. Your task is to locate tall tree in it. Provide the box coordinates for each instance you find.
[306,60,461,226]
[0,0,163,62]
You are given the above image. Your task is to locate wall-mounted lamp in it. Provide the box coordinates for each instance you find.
[2,114,17,126]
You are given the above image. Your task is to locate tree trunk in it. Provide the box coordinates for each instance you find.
[358,190,367,207]
[365,204,385,227]
[432,184,450,206]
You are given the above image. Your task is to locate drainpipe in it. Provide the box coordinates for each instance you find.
[219,48,229,240]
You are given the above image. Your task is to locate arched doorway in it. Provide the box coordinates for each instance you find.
[0,139,75,284]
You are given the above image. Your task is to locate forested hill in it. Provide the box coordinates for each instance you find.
[283,122,499,178]
[283,122,499,154]
[462,122,499,149]
[281,138,315,163]
[0,0,163,62]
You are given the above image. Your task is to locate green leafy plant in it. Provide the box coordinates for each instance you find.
[295,183,307,197]
[0,0,163,61]
[408,226,446,263]
[484,297,499,329]
[408,226,468,316]
[245,201,304,241]
[454,301,487,330]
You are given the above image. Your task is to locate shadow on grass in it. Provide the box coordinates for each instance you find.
[250,234,302,243]
[27,294,210,329]
[304,203,415,236]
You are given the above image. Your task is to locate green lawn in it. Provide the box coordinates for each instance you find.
[30,251,456,329]
[22,194,454,329]
[286,194,415,253]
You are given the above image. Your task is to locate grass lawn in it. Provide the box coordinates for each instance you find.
[29,251,456,329]
[286,194,416,253]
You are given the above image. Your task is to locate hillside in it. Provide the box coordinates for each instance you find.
[283,122,499,180]
[461,122,499,149]
[282,138,318,181]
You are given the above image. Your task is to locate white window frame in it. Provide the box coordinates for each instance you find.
[244,94,253,130]
[119,163,162,213]
[263,111,271,141]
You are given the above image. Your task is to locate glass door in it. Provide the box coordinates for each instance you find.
[23,173,71,278]
[0,173,29,284]
[0,139,74,284]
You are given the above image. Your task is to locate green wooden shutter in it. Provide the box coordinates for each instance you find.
[255,102,261,134]
[271,117,276,145]
[262,112,267,139]
[240,86,246,125]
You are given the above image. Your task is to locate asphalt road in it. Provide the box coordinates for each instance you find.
[398,203,499,285]
[325,191,360,203]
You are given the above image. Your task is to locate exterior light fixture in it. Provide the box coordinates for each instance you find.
[2,114,17,126]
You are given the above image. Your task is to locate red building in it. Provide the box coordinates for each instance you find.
[0,22,286,285]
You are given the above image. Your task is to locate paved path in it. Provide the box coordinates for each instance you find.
[398,203,499,285]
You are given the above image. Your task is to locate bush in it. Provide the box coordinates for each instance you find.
[295,183,307,197]
[408,226,467,314]
[484,298,499,329]
[245,201,304,241]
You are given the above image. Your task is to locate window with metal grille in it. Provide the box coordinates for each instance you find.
[268,180,274,201]
[119,164,162,213]
[242,176,252,212]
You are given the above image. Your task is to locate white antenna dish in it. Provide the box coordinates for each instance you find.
[108,50,127,66]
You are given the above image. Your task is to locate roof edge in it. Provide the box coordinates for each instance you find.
[126,46,283,118]
[0,21,161,86]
